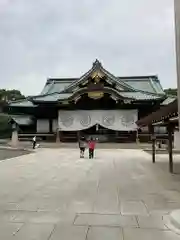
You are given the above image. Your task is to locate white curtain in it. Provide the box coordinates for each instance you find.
[58,110,137,131]
[37,119,49,133]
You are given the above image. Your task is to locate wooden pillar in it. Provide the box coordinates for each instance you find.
[77,131,80,141]
[59,131,63,142]
[167,123,174,173]
[149,125,156,163]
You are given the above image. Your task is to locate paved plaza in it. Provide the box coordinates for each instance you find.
[0,148,180,239]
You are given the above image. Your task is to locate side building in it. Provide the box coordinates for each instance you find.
[5,60,174,142]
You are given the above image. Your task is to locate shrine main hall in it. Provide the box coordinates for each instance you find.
[6,60,173,142]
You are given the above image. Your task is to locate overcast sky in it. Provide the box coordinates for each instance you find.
[0,0,176,95]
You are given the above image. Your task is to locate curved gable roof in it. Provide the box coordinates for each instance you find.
[40,61,164,96]
[63,59,135,93]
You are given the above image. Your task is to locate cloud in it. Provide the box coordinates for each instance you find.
[0,0,176,95]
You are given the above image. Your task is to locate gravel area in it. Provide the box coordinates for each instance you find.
[0,149,31,161]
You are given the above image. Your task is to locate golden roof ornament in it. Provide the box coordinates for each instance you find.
[91,71,104,83]
[88,91,104,99]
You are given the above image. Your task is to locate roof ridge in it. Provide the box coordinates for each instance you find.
[134,89,165,96]
[8,98,29,104]
[165,94,177,98]
[47,78,78,83]
[149,78,159,94]
[35,88,164,98]
[118,75,158,79]
[31,91,68,99]
[46,81,55,94]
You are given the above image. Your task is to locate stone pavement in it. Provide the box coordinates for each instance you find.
[0,148,180,239]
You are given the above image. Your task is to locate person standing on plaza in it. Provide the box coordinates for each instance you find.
[88,137,96,159]
[32,136,37,149]
[78,136,86,158]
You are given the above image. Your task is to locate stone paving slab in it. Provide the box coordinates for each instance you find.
[49,225,88,240]
[87,227,123,240]
[137,215,168,230]
[5,210,62,224]
[121,200,148,216]
[123,228,180,240]
[13,223,55,240]
[74,213,138,227]
[0,222,23,239]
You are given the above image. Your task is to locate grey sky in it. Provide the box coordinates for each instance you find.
[0,0,176,95]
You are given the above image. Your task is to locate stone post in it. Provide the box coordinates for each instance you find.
[11,123,19,147]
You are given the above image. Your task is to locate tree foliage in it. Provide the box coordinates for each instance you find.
[0,89,25,138]
[0,89,25,102]
[0,113,12,138]
[164,88,177,96]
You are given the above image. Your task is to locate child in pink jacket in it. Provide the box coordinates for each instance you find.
[88,137,96,159]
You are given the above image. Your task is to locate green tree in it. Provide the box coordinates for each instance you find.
[0,113,12,138]
[0,89,25,138]
[0,89,25,113]
[0,89,25,102]
[164,88,177,96]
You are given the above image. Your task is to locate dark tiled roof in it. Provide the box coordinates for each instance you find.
[9,100,36,107]
[11,115,34,125]
[42,75,164,95]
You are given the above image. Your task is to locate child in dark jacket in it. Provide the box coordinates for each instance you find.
[78,136,86,158]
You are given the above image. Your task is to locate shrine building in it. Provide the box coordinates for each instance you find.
[5,60,173,142]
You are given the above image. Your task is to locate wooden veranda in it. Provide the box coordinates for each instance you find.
[136,99,178,173]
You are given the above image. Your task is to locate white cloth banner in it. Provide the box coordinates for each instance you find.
[58,110,138,131]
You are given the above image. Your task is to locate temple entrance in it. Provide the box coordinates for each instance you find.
[80,125,116,142]
[60,125,137,143]
[79,125,137,143]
